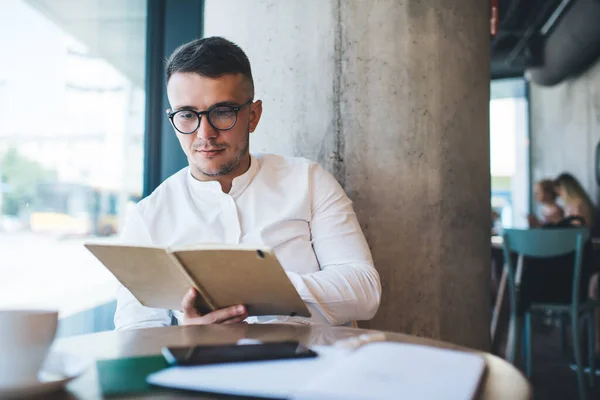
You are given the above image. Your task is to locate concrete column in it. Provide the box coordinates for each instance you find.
[338,1,490,350]
[204,0,491,350]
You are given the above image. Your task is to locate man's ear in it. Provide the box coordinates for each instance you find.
[166,109,175,129]
[248,100,262,133]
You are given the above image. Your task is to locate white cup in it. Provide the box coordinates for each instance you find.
[0,310,58,388]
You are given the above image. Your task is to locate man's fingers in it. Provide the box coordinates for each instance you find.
[204,305,247,324]
[181,288,201,319]
[181,301,247,325]
[221,312,249,324]
[184,314,247,326]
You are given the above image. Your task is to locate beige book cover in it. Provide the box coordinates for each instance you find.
[84,243,311,318]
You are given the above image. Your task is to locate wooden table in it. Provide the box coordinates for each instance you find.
[48,324,531,399]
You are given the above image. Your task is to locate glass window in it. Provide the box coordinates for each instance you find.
[490,78,530,230]
[0,0,146,319]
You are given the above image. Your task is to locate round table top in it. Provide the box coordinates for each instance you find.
[48,324,530,400]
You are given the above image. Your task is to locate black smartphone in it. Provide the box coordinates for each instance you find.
[161,341,318,366]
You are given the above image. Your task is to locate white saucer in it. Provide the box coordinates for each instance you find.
[0,352,88,399]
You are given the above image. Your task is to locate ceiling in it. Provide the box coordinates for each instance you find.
[491,0,568,79]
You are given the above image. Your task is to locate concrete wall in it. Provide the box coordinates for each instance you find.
[530,60,600,202]
[204,0,339,171]
[204,0,490,350]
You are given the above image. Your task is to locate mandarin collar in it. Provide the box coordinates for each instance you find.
[186,154,260,198]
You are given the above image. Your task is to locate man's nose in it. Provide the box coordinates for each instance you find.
[195,116,218,140]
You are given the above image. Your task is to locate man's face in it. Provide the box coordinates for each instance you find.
[534,184,544,203]
[166,72,262,180]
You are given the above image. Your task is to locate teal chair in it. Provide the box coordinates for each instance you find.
[502,228,599,400]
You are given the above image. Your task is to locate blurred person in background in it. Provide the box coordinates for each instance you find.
[554,173,596,228]
[527,179,564,227]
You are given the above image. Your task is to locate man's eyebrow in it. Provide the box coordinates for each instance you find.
[211,101,241,107]
[173,105,198,111]
[173,101,241,112]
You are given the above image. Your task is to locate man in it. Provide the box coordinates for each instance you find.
[114,37,381,330]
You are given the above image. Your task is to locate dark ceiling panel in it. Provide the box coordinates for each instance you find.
[491,0,569,79]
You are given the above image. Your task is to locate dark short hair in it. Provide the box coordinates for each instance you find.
[538,179,557,200]
[165,36,254,97]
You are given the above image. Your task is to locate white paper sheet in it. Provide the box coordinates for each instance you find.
[147,346,349,399]
[147,343,486,400]
[292,343,486,400]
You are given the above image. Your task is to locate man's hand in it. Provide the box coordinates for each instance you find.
[181,288,248,325]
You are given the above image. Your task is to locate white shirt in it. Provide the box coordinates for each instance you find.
[114,154,381,330]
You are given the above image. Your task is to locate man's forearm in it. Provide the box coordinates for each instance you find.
[286,263,381,325]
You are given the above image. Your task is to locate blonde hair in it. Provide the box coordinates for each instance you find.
[554,173,596,226]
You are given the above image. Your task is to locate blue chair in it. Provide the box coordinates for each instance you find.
[502,228,599,400]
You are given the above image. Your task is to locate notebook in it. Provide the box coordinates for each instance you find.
[84,243,310,317]
[96,355,169,397]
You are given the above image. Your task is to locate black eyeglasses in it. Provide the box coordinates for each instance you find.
[166,100,253,134]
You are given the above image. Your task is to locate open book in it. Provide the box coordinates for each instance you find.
[84,243,311,317]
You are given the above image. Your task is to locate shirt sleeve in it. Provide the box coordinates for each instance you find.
[285,163,382,325]
[113,206,173,331]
